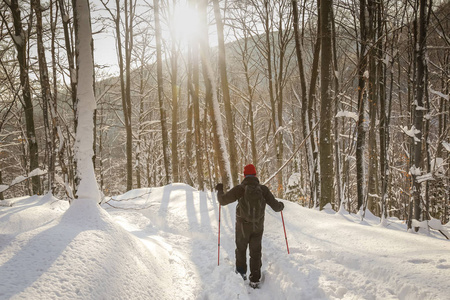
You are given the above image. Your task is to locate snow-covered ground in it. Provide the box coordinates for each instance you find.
[1,183,449,299]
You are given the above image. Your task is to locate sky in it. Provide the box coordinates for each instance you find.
[90,0,121,74]
[90,0,225,75]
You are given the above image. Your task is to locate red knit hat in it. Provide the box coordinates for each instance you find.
[244,164,257,176]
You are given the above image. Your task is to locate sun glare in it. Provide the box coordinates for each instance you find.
[172,4,200,41]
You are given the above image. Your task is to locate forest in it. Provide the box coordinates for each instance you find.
[0,0,449,230]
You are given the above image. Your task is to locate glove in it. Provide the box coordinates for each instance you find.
[215,183,223,192]
[279,202,285,211]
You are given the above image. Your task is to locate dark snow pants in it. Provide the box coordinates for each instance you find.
[235,218,264,283]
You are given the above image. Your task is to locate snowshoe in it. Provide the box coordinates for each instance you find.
[249,281,260,289]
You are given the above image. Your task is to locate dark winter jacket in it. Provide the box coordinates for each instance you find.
[217,176,284,222]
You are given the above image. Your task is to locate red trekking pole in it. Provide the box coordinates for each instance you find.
[281,211,290,254]
[218,205,221,265]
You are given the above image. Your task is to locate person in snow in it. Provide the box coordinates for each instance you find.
[215,164,284,289]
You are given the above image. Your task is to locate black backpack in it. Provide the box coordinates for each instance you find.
[237,184,266,222]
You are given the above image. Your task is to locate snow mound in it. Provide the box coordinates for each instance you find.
[0,196,172,299]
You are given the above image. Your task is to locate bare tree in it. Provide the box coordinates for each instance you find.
[72,0,100,202]
[3,0,41,195]
[169,0,180,183]
[213,0,239,186]
[366,0,379,215]
[32,0,57,193]
[409,0,430,230]
[319,0,334,209]
[100,0,135,191]
[292,0,316,206]
[187,0,205,189]
[356,0,368,211]
[199,0,232,188]
[307,0,321,206]
[154,0,171,184]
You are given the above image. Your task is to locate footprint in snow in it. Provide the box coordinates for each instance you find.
[407,259,432,264]
[436,264,450,269]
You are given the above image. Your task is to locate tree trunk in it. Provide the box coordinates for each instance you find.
[58,0,77,127]
[50,0,64,196]
[367,0,379,215]
[154,0,171,185]
[262,0,282,195]
[58,0,76,196]
[379,0,389,220]
[319,0,334,209]
[99,105,105,192]
[185,86,194,187]
[275,18,288,199]
[72,0,100,202]
[213,0,239,187]
[136,63,146,189]
[411,0,428,230]
[190,38,205,190]
[293,0,315,206]
[33,0,56,194]
[8,0,41,195]
[440,55,449,224]
[170,5,179,183]
[423,65,430,223]
[308,0,322,206]
[356,0,368,211]
[331,3,343,208]
[199,0,232,189]
[110,0,133,191]
[124,0,134,191]
[0,171,4,200]
[186,0,205,189]
[240,27,258,166]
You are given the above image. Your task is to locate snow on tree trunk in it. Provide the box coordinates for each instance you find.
[73,0,100,202]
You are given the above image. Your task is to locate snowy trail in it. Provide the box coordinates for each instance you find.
[1,184,449,299]
[263,206,450,300]
[105,184,450,300]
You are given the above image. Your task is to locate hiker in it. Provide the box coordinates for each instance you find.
[215,164,285,289]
